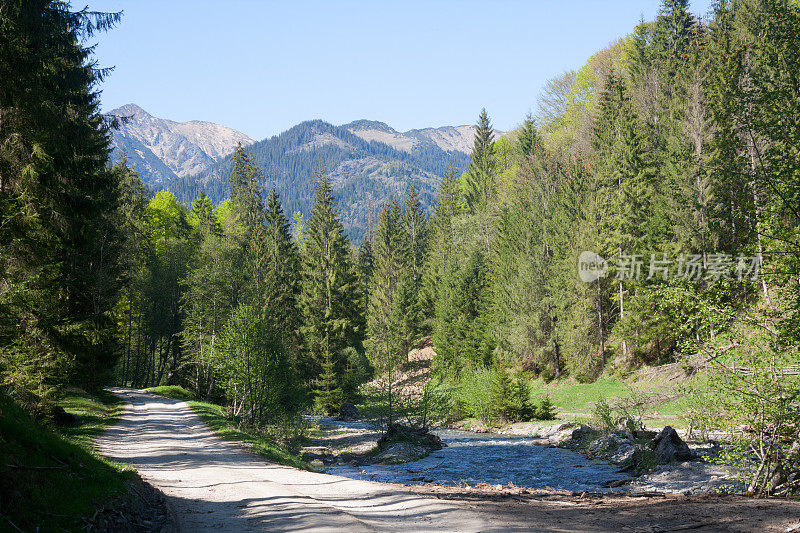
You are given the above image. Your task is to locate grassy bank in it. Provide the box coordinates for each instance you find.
[147,386,309,469]
[529,369,694,429]
[355,350,696,431]
[0,389,134,532]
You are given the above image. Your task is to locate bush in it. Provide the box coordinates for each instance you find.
[690,323,800,496]
[214,305,300,425]
[535,396,557,420]
[454,365,494,422]
[591,398,616,431]
[489,364,514,420]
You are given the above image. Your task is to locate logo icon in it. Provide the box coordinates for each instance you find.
[578,251,608,282]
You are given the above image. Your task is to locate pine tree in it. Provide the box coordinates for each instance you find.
[464,108,498,213]
[400,184,428,341]
[0,1,124,390]
[299,168,363,411]
[366,200,407,423]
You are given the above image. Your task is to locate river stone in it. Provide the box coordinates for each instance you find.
[609,442,644,464]
[652,426,696,463]
[546,426,578,445]
[338,402,360,421]
[373,442,429,464]
[570,424,593,441]
[588,433,632,457]
[377,423,444,451]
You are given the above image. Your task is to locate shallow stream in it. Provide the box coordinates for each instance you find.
[325,423,625,492]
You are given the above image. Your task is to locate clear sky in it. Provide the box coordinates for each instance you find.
[90,1,714,141]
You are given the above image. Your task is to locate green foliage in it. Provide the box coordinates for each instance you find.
[690,315,800,496]
[0,0,124,393]
[147,385,195,401]
[0,390,132,531]
[453,365,494,422]
[300,168,365,406]
[215,304,299,426]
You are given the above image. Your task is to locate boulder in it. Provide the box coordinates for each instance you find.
[377,423,444,452]
[652,426,697,464]
[570,424,593,441]
[373,442,429,464]
[609,442,644,465]
[546,425,578,445]
[337,402,360,421]
[588,432,632,456]
[51,405,79,426]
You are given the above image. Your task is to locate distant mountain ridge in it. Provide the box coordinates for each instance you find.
[170,119,473,242]
[107,104,495,241]
[107,104,254,185]
[345,120,482,155]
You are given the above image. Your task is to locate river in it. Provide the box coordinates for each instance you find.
[325,423,625,492]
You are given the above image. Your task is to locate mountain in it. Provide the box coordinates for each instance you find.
[107,104,254,186]
[170,120,473,242]
[107,104,493,242]
[344,120,487,155]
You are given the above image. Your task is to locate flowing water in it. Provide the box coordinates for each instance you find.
[326,424,625,492]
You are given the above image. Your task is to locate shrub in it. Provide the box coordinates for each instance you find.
[535,396,557,420]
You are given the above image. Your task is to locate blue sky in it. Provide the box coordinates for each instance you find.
[91,1,714,140]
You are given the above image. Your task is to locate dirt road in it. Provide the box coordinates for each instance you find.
[97,389,800,532]
[96,389,498,532]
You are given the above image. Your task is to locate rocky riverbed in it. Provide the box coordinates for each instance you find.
[304,414,741,495]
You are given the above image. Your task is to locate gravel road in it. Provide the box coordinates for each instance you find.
[97,389,800,532]
[96,389,497,532]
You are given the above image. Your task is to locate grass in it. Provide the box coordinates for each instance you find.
[147,384,195,401]
[528,373,694,429]
[59,388,126,448]
[0,389,134,532]
[147,386,309,470]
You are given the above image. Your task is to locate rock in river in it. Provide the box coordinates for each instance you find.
[652,426,697,464]
[337,402,361,421]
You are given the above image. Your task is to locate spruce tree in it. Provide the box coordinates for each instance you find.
[299,168,363,411]
[422,164,461,333]
[517,113,539,161]
[190,190,220,238]
[263,187,303,378]
[464,108,497,213]
[366,200,407,423]
[0,1,124,390]
[400,184,428,341]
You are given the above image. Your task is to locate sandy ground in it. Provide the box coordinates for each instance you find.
[97,389,800,532]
